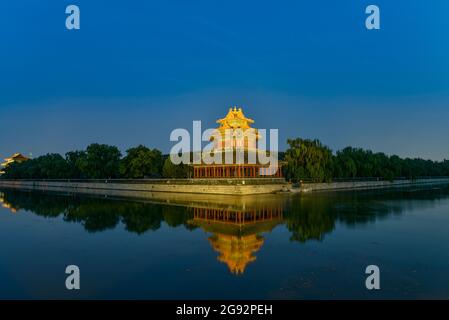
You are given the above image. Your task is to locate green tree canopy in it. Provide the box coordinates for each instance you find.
[2,153,69,179]
[2,140,449,181]
[83,143,122,179]
[119,145,163,178]
[162,157,191,178]
[284,138,334,182]
[65,150,88,179]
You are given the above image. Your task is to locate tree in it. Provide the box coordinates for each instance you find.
[119,145,163,178]
[334,151,357,178]
[284,138,334,182]
[66,150,88,179]
[162,157,191,178]
[2,154,69,179]
[2,140,448,181]
[83,143,121,179]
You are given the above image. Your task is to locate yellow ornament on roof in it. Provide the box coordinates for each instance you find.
[216,106,255,131]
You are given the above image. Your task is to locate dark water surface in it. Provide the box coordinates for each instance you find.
[1,185,449,299]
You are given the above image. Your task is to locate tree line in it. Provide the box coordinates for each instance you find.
[284,138,449,182]
[1,139,448,182]
[1,143,190,179]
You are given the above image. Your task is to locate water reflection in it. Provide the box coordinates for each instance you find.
[1,186,449,275]
[0,191,18,213]
[188,206,283,274]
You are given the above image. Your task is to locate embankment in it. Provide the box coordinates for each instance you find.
[1,178,448,197]
[0,178,289,196]
[299,178,449,192]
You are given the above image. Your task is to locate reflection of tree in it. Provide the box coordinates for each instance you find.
[0,189,193,234]
[2,185,449,243]
[1,189,69,217]
[284,186,449,243]
[121,203,163,234]
[162,205,188,228]
[64,201,121,233]
[284,196,335,242]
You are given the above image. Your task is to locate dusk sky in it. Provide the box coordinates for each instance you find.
[1,0,448,160]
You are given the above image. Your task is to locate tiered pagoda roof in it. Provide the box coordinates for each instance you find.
[0,153,30,174]
[216,106,255,131]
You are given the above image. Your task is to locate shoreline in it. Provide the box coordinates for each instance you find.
[298,177,449,193]
[0,178,290,196]
[1,178,449,197]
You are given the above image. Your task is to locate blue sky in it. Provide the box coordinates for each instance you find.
[1,0,448,160]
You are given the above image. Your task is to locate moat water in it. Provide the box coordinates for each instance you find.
[1,185,449,299]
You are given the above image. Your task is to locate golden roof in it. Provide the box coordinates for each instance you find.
[6,153,29,162]
[1,153,29,168]
[216,107,255,131]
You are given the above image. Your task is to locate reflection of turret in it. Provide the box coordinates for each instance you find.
[189,206,283,275]
[0,192,18,213]
[209,233,263,275]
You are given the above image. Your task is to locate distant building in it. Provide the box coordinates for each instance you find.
[0,153,30,175]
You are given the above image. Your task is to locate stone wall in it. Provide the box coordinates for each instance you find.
[0,179,290,196]
[299,178,449,192]
[1,178,448,197]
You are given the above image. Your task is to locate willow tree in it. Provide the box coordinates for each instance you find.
[284,138,333,182]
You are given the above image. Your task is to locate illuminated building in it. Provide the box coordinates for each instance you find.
[192,107,284,179]
[0,153,29,175]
